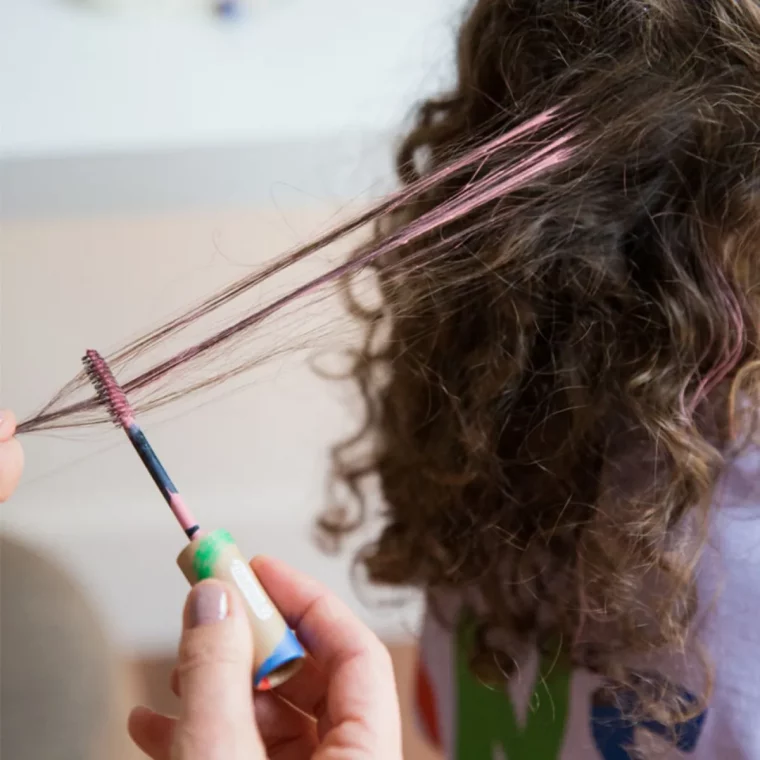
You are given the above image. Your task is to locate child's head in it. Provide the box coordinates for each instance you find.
[333,0,760,688]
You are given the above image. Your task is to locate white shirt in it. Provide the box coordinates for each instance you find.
[414,445,760,759]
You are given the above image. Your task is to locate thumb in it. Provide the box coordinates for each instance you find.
[174,580,266,760]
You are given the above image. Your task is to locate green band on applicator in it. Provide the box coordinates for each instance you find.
[191,529,236,580]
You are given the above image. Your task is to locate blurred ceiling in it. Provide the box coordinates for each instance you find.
[0,0,464,159]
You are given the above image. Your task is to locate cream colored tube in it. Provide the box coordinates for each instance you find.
[177,528,304,689]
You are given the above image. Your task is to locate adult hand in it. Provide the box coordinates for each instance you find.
[129,556,403,760]
[0,410,24,503]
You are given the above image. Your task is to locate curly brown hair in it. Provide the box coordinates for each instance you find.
[328,0,760,723]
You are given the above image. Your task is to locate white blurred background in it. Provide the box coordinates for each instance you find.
[0,0,465,660]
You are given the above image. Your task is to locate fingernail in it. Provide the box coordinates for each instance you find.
[188,583,228,628]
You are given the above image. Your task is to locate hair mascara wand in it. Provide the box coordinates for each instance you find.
[83,350,200,538]
[82,349,304,689]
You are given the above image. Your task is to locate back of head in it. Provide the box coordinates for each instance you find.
[0,535,123,760]
[334,0,760,712]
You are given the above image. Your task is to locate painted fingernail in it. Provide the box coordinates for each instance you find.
[188,583,228,628]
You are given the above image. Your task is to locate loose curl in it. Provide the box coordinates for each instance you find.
[328,0,760,726]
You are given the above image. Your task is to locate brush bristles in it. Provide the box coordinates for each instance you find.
[82,349,134,429]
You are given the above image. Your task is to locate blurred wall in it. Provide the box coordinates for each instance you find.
[1,203,424,654]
